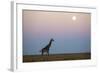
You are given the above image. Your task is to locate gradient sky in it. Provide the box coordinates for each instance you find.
[23,10,91,55]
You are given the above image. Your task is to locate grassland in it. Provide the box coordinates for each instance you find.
[23,53,91,62]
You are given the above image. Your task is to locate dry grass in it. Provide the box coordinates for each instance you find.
[23,53,91,62]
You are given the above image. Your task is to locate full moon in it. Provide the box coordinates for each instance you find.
[72,16,76,21]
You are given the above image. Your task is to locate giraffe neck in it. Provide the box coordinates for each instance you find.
[48,40,52,47]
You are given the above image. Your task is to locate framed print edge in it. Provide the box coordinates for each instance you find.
[11,1,97,72]
[11,1,17,71]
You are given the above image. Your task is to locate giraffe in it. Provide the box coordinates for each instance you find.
[40,38,54,56]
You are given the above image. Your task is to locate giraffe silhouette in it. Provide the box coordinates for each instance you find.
[40,38,54,56]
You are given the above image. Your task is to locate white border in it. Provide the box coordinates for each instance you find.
[11,1,97,72]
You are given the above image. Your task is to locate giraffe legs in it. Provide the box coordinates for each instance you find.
[41,49,50,56]
[47,50,49,56]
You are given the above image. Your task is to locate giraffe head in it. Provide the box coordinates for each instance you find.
[51,38,54,42]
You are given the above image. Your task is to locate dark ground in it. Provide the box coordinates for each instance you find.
[23,53,91,63]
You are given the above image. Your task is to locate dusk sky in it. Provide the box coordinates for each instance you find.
[23,10,91,55]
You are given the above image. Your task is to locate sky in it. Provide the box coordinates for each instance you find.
[23,10,91,55]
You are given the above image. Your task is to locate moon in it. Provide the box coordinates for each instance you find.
[72,16,76,21]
